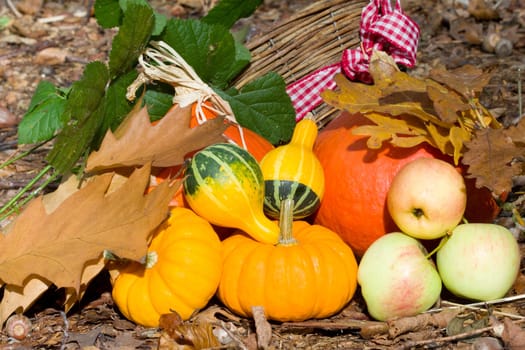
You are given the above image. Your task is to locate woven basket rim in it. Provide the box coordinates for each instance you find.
[235,0,368,124]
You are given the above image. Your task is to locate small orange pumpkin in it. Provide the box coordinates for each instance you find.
[217,199,358,322]
[111,207,223,327]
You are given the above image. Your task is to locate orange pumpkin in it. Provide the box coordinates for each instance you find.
[189,102,274,162]
[313,111,500,257]
[217,199,358,322]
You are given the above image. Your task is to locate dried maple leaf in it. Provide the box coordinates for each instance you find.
[86,103,228,172]
[462,122,525,196]
[0,164,176,322]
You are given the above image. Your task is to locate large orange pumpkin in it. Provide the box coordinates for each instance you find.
[313,111,500,257]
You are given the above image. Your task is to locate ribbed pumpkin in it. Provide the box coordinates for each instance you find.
[260,115,325,219]
[111,207,222,328]
[183,143,280,244]
[217,199,358,322]
[313,111,501,257]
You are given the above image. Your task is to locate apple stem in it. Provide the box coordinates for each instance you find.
[425,234,450,259]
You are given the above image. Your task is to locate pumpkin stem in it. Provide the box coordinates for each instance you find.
[278,198,297,246]
[144,251,159,269]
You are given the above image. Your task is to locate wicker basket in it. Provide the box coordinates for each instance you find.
[234,0,369,124]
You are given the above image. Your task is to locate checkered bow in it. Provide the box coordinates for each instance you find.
[286,0,420,120]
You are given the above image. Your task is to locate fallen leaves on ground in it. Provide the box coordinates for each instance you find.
[86,103,228,172]
[158,312,221,350]
[0,164,177,325]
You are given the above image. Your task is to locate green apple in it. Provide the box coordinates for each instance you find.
[357,233,442,321]
[437,223,520,301]
[387,157,467,240]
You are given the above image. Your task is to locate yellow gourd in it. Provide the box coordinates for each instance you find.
[260,114,325,219]
[183,143,279,244]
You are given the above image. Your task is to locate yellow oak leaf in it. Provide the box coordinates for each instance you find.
[425,122,453,155]
[352,112,429,149]
[449,126,471,165]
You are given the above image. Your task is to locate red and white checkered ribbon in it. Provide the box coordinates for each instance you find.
[286,0,420,120]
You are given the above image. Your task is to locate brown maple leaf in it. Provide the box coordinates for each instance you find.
[0,164,176,293]
[86,103,228,172]
[462,123,525,196]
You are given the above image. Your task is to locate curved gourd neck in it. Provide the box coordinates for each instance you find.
[290,116,318,150]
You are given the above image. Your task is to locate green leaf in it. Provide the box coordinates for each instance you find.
[108,0,154,79]
[217,72,296,145]
[94,0,122,28]
[46,62,109,174]
[144,86,175,121]
[152,12,167,36]
[162,19,250,89]
[99,69,138,135]
[18,81,67,144]
[202,0,262,29]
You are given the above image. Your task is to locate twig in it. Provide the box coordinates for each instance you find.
[0,140,50,170]
[518,67,523,118]
[426,295,525,320]
[59,311,69,350]
[0,165,57,221]
[394,323,495,350]
[5,0,22,18]
[441,294,525,308]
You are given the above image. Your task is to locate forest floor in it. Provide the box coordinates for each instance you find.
[1,0,525,349]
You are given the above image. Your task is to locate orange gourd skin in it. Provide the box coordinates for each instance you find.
[313,112,500,257]
[111,207,223,328]
[217,221,358,322]
[189,102,274,162]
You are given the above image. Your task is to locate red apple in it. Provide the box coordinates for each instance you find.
[387,158,467,240]
[357,232,442,321]
[436,223,520,301]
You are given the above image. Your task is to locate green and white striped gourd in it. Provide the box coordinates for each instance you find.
[183,143,279,244]
[260,115,325,219]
